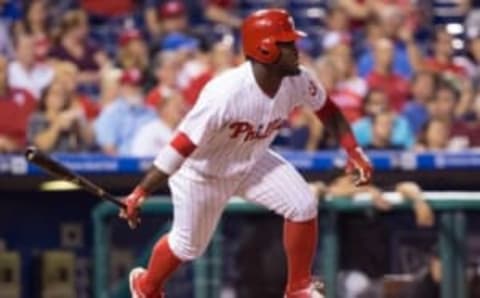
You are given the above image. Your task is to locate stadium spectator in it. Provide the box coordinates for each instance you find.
[117,28,149,80]
[131,91,185,157]
[49,10,107,86]
[325,6,350,36]
[94,68,156,155]
[415,119,452,151]
[8,34,54,98]
[365,111,404,149]
[21,0,51,62]
[145,51,182,109]
[403,72,439,135]
[357,9,421,79]
[326,39,367,123]
[182,38,236,106]
[98,66,122,107]
[366,38,410,112]
[54,61,100,121]
[424,28,467,80]
[146,0,196,53]
[27,81,94,152]
[455,36,480,88]
[353,89,414,149]
[0,55,36,153]
[428,81,459,122]
[204,0,242,29]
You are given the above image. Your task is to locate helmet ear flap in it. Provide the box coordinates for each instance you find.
[257,38,280,64]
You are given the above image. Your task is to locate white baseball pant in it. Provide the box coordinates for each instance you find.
[167,150,318,261]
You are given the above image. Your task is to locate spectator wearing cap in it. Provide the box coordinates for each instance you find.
[366,38,410,112]
[8,33,54,99]
[94,68,156,155]
[0,54,37,153]
[353,89,414,149]
[145,51,182,109]
[49,10,108,87]
[145,0,192,50]
[117,28,149,81]
[131,91,185,157]
[204,0,242,28]
[403,72,439,135]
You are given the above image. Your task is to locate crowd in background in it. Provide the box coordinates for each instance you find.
[0,0,479,156]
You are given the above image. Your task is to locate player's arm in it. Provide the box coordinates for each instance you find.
[120,86,220,228]
[119,132,197,228]
[315,97,372,185]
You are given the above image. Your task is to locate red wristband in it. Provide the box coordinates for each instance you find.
[340,132,358,154]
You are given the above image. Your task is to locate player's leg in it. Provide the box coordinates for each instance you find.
[237,150,321,297]
[132,171,237,296]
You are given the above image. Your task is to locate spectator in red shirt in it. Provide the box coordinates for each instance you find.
[424,28,467,79]
[182,38,236,107]
[0,55,36,153]
[324,36,367,123]
[146,51,182,109]
[366,38,410,112]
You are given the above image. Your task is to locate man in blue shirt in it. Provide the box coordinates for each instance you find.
[95,69,156,155]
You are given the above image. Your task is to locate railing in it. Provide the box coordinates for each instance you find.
[92,192,480,298]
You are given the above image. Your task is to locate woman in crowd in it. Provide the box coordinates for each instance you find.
[27,81,94,152]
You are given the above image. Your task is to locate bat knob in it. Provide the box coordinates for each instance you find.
[24,146,38,161]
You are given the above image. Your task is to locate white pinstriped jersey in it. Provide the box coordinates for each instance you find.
[176,61,326,179]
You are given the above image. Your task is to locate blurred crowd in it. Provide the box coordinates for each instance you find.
[0,0,479,156]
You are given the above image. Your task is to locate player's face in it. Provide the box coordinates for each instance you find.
[275,41,300,76]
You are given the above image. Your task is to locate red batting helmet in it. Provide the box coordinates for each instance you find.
[241,9,306,64]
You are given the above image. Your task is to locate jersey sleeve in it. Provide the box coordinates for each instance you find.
[176,85,222,146]
[296,67,327,111]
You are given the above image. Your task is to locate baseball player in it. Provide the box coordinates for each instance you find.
[120,9,373,298]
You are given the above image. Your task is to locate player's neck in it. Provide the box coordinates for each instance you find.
[251,62,284,98]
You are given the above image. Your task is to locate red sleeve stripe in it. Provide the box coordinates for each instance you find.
[170,132,197,157]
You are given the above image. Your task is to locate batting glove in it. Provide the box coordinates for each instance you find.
[119,186,147,229]
[345,147,373,186]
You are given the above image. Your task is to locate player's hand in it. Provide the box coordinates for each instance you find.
[119,187,147,229]
[346,147,373,186]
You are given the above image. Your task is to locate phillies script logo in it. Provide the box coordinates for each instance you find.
[229,118,285,141]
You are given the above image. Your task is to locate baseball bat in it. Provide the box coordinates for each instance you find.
[24,146,126,209]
